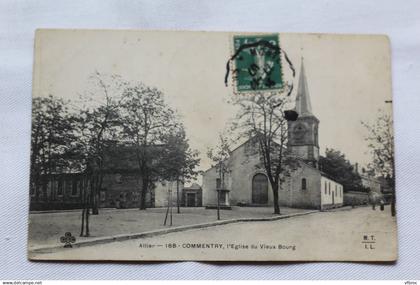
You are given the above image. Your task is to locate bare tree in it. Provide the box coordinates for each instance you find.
[231,92,297,214]
[207,133,232,220]
[362,109,395,216]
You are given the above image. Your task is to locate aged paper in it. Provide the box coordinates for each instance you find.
[28,29,397,261]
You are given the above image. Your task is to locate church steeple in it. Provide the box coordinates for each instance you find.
[287,57,320,168]
[295,58,313,117]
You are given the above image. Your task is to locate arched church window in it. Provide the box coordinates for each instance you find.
[301,178,307,190]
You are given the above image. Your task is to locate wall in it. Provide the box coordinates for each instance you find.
[361,174,381,194]
[320,175,344,209]
[279,162,322,209]
[202,141,275,206]
[154,181,183,208]
[202,141,325,209]
[228,143,274,205]
[30,173,87,211]
[101,172,143,208]
[343,191,370,206]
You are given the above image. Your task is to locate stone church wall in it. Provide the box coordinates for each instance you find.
[228,143,274,205]
[279,162,322,209]
[202,141,275,206]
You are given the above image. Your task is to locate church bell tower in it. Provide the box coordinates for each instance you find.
[287,58,319,168]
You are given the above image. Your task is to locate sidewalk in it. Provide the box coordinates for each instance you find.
[28,206,309,250]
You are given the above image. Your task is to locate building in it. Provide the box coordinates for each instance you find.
[30,172,87,211]
[202,59,344,210]
[29,144,182,211]
[181,183,203,207]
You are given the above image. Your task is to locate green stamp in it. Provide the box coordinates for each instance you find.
[232,34,283,93]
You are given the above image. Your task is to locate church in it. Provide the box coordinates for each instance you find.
[202,60,344,210]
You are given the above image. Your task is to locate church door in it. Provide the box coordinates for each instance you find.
[252,174,268,204]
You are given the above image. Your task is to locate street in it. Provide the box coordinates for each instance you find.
[30,205,397,261]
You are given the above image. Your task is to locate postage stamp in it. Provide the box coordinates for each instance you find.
[231,34,283,93]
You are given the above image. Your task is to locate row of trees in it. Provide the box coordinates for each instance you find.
[319,148,364,192]
[30,72,200,214]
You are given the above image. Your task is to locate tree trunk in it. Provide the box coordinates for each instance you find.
[271,181,280,215]
[80,208,85,237]
[85,193,90,237]
[91,173,101,215]
[140,176,148,210]
[176,179,180,214]
[80,176,86,237]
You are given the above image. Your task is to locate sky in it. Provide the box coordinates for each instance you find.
[33,29,393,175]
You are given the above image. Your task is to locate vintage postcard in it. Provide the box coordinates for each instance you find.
[28,29,397,261]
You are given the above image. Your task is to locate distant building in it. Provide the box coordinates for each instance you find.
[202,59,344,210]
[343,166,386,206]
[29,144,181,211]
[181,183,202,207]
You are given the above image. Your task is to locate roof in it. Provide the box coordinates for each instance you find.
[295,58,314,118]
[100,143,164,172]
[184,183,202,190]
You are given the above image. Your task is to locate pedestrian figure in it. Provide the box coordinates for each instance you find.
[368,189,376,210]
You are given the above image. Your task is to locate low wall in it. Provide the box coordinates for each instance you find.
[343,191,369,206]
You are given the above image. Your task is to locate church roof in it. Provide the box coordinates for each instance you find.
[295,58,314,117]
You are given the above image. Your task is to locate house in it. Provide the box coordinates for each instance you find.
[181,183,203,207]
[202,59,344,210]
[29,143,181,211]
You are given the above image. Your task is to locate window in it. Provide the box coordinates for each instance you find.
[324,181,327,194]
[328,182,331,195]
[57,179,63,196]
[301,178,307,190]
[66,180,72,195]
[335,185,337,197]
[216,178,221,189]
[71,179,78,196]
